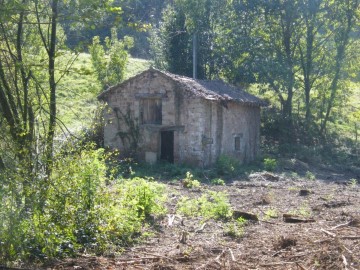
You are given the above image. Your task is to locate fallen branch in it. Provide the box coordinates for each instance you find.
[320,228,337,237]
[115,256,160,265]
[214,249,226,265]
[167,214,176,226]
[283,214,315,223]
[341,236,360,240]
[228,248,236,262]
[330,221,352,230]
[342,254,349,270]
[137,251,173,260]
[195,222,207,233]
[260,261,301,267]
[296,262,308,270]
[233,210,259,221]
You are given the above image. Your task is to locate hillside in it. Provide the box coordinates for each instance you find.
[56,53,151,133]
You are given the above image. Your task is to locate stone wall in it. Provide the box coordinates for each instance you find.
[102,70,261,166]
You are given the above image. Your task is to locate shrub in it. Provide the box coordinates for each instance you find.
[210,178,225,186]
[176,191,232,219]
[97,177,167,248]
[263,158,277,171]
[216,155,240,177]
[119,177,167,218]
[305,171,316,181]
[0,144,168,263]
[0,144,108,262]
[182,171,201,188]
[224,217,246,238]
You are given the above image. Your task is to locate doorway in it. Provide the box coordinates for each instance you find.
[161,131,174,163]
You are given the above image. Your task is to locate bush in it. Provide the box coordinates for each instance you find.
[0,144,108,261]
[263,158,277,171]
[176,191,232,219]
[182,171,201,188]
[224,217,246,239]
[305,171,316,181]
[216,155,240,177]
[97,177,167,248]
[0,144,168,263]
[210,178,225,186]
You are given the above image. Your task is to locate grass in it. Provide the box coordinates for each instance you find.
[124,58,152,80]
[56,52,151,133]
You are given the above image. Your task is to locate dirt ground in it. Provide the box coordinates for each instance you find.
[41,163,360,270]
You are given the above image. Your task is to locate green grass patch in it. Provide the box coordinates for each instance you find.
[56,52,150,133]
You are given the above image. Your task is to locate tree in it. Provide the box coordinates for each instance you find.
[215,0,360,141]
[150,0,226,79]
[218,0,304,123]
[0,0,121,209]
[319,0,360,135]
[89,28,134,89]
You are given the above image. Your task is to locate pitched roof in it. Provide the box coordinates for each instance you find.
[98,68,267,107]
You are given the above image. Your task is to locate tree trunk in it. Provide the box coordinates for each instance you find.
[45,0,58,177]
[0,156,5,170]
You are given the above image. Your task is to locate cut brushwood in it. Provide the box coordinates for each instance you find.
[233,210,259,221]
[283,214,315,223]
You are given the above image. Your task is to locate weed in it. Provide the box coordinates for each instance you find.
[264,208,279,219]
[210,178,225,186]
[120,177,167,218]
[305,171,316,181]
[176,197,199,216]
[290,172,299,179]
[182,171,201,188]
[290,204,312,217]
[264,158,277,171]
[176,191,232,220]
[216,155,240,177]
[288,186,300,191]
[348,178,358,187]
[224,217,246,238]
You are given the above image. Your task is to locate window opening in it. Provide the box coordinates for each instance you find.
[140,98,162,124]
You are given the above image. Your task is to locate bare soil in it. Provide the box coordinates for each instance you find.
[42,167,360,270]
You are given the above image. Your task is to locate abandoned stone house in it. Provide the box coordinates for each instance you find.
[98,68,267,167]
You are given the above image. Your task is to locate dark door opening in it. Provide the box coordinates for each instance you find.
[161,131,174,163]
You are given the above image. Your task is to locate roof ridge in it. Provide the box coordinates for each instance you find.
[98,68,267,107]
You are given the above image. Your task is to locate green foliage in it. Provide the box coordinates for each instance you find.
[264,208,279,220]
[210,178,225,186]
[216,155,240,177]
[224,217,246,239]
[263,158,277,172]
[150,0,223,79]
[119,177,167,219]
[182,171,201,188]
[89,28,134,89]
[176,191,232,219]
[97,177,167,248]
[0,145,107,261]
[348,178,358,187]
[305,171,316,181]
[289,204,312,218]
[0,145,167,263]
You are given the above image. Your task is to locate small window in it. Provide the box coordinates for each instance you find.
[234,136,241,151]
[140,98,162,124]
